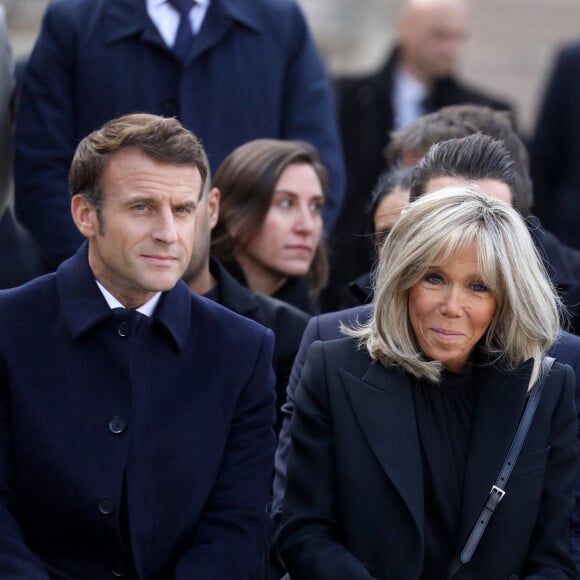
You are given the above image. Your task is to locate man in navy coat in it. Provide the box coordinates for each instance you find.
[0,113,276,579]
[14,0,345,270]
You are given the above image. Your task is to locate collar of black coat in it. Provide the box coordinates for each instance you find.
[339,346,532,546]
[56,242,192,350]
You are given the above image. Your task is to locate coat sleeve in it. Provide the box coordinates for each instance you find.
[530,44,575,219]
[279,3,345,232]
[14,1,84,269]
[565,348,580,574]
[0,354,51,577]
[173,327,277,580]
[522,364,579,579]
[276,341,376,580]
[270,315,320,529]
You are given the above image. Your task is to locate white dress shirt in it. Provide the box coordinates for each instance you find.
[392,66,429,130]
[96,280,161,317]
[146,0,211,48]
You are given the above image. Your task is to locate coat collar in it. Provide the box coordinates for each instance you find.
[339,353,532,553]
[209,257,259,318]
[57,242,192,351]
[103,0,261,63]
[340,359,425,549]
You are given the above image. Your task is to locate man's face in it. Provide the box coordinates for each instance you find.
[399,0,468,83]
[71,148,202,308]
[182,187,220,293]
[425,176,513,205]
[373,186,410,253]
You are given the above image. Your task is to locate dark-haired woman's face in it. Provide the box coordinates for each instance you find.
[236,163,324,294]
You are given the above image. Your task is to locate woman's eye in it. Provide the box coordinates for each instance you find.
[425,273,443,284]
[277,198,292,209]
[470,281,490,292]
[309,201,323,215]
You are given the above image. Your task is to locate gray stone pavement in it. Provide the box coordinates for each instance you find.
[4,0,580,134]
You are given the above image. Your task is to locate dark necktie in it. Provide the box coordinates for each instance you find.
[167,0,195,62]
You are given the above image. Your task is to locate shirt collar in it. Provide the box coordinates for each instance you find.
[95,280,162,317]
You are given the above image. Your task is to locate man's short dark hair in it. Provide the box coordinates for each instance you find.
[410,133,518,204]
[69,113,210,217]
[387,105,532,215]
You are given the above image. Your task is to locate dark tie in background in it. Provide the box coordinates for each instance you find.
[167,0,195,61]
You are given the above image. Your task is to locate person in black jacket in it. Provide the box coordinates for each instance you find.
[211,139,329,315]
[327,0,514,310]
[278,187,578,579]
[531,40,580,250]
[182,184,309,434]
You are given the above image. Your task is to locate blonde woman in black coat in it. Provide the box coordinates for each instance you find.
[278,187,578,579]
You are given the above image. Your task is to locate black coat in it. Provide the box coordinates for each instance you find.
[278,338,578,579]
[208,259,309,433]
[531,41,580,249]
[530,219,580,335]
[326,48,513,311]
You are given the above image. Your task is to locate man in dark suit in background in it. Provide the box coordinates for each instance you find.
[327,0,513,310]
[14,0,345,270]
[0,113,276,579]
[182,183,310,434]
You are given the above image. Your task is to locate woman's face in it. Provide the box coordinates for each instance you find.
[236,163,324,294]
[408,242,497,372]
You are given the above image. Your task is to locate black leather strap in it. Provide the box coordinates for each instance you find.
[447,356,555,578]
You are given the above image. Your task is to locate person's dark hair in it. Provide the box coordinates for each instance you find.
[386,105,533,215]
[69,113,210,226]
[410,134,517,203]
[211,139,329,294]
[368,166,414,249]
[368,166,414,223]
[386,114,468,168]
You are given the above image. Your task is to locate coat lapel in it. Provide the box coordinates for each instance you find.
[186,1,239,64]
[340,362,424,540]
[458,361,531,542]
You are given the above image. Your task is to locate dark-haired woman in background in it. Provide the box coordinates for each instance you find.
[211,139,328,314]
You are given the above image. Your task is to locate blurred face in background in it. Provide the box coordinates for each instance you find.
[425,175,513,205]
[373,186,410,253]
[398,0,469,84]
[235,163,324,295]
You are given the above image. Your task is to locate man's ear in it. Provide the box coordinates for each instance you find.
[208,187,220,230]
[71,194,98,238]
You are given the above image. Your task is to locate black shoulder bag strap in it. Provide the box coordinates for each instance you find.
[446,356,555,579]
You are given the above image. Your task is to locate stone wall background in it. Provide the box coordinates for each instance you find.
[4,0,580,134]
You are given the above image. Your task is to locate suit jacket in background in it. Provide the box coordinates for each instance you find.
[0,244,276,579]
[326,47,514,311]
[278,338,578,579]
[14,0,345,268]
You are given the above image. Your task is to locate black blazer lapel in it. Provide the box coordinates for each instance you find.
[340,362,424,539]
[458,362,531,542]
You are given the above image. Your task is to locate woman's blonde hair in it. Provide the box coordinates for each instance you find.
[345,186,562,386]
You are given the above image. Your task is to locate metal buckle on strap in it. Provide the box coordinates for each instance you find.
[490,485,506,502]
